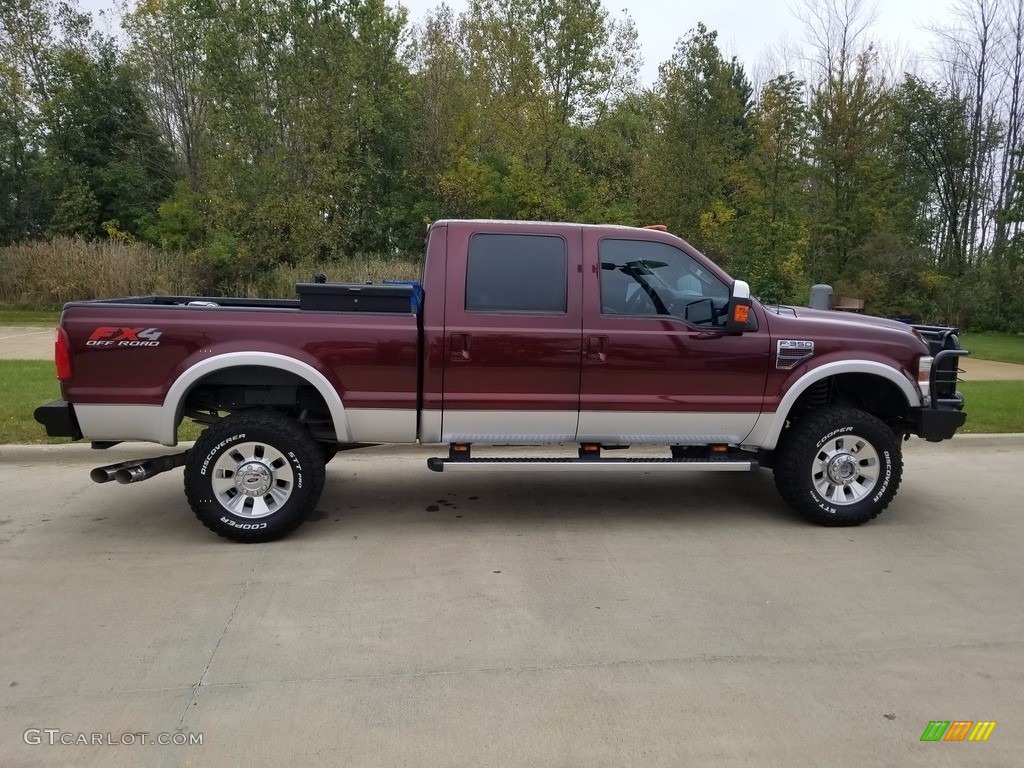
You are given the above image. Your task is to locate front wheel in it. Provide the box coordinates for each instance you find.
[773,407,902,526]
[184,411,326,542]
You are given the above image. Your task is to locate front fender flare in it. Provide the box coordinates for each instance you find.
[746,360,921,451]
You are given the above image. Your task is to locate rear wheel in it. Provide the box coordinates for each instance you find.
[773,407,901,526]
[184,411,326,542]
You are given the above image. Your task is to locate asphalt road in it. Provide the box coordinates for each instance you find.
[0,438,1021,767]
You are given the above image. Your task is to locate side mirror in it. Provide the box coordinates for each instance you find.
[725,280,752,335]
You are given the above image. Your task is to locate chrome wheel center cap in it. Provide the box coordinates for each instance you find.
[235,462,272,497]
[827,454,858,485]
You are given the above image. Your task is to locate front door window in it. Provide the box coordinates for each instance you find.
[599,239,730,328]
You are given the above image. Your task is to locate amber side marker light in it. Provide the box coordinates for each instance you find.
[643,224,669,232]
[732,305,750,324]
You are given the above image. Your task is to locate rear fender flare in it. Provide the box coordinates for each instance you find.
[161,352,350,444]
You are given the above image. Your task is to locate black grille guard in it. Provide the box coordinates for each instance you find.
[910,324,967,410]
[929,348,968,410]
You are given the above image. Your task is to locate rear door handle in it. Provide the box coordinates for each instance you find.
[586,335,608,363]
[450,333,471,362]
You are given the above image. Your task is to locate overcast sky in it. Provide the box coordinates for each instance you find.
[81,0,955,86]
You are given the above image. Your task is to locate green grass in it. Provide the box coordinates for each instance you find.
[958,381,1024,433]
[960,332,1024,365]
[0,307,61,326]
[0,360,66,443]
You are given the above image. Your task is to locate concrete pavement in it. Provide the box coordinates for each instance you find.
[0,327,52,361]
[1,438,1022,767]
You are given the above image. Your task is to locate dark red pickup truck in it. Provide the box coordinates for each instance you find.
[35,219,967,541]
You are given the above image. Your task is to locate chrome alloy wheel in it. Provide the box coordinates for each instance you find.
[810,433,881,506]
[210,442,294,518]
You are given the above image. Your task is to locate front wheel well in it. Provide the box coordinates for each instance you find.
[178,365,337,442]
[789,373,911,428]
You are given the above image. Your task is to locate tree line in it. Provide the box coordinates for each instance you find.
[3,0,1024,329]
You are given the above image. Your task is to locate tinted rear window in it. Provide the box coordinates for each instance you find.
[466,234,567,313]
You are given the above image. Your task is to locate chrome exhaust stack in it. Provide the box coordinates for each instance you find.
[90,459,146,484]
[91,451,189,485]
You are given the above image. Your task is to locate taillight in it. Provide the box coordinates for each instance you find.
[55,327,73,381]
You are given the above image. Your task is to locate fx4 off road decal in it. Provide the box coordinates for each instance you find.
[87,327,163,347]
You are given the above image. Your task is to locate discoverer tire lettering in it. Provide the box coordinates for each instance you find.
[184,412,325,542]
[200,434,245,476]
[773,406,902,527]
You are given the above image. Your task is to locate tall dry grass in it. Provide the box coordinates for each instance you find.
[250,256,422,299]
[0,238,422,306]
[0,238,192,306]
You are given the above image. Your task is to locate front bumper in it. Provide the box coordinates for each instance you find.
[909,347,968,442]
[34,400,82,440]
[909,401,966,441]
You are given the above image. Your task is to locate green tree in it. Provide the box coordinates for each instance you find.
[406,4,473,222]
[891,76,976,271]
[421,0,640,222]
[638,23,752,261]
[195,0,416,272]
[124,0,210,182]
[40,38,174,237]
[729,74,810,303]
[2,0,173,240]
[0,60,37,242]
[805,45,893,282]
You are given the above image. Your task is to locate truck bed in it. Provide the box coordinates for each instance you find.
[58,291,422,433]
[70,280,421,314]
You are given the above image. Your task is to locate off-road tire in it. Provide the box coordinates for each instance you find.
[774,407,902,526]
[184,411,326,542]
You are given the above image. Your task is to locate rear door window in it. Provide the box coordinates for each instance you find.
[466,234,567,313]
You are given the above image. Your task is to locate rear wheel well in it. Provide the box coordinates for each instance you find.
[788,374,910,430]
[179,365,337,442]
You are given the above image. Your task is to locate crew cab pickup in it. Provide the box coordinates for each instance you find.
[35,220,968,541]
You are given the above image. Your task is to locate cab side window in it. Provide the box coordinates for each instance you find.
[466,234,567,313]
[599,239,729,326]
